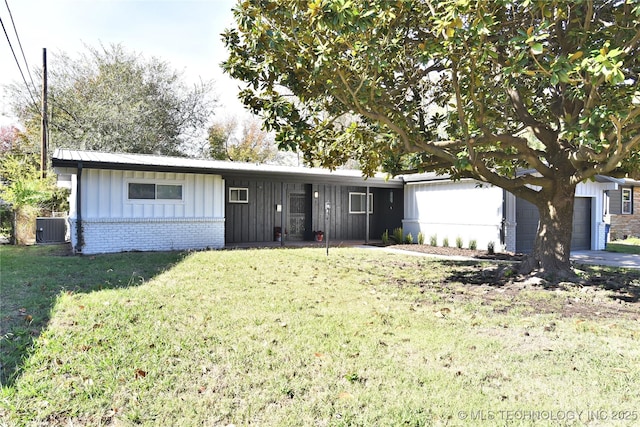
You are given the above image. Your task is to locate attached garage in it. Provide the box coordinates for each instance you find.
[516,197,592,253]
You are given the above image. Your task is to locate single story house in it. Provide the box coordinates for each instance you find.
[52,149,404,254]
[52,149,634,255]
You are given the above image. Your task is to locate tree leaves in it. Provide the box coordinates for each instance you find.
[7,43,216,156]
[222,0,640,272]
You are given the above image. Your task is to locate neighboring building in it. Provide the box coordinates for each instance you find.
[52,149,404,254]
[605,179,640,240]
[402,173,619,253]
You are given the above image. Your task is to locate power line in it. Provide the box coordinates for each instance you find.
[4,0,38,96]
[0,15,39,111]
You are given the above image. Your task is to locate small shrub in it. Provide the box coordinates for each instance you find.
[442,237,449,247]
[405,233,414,244]
[469,239,477,250]
[429,234,438,246]
[456,236,463,249]
[488,241,495,255]
[381,229,389,245]
[417,231,425,245]
[392,227,404,244]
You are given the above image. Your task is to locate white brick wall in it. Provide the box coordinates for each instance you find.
[69,218,225,254]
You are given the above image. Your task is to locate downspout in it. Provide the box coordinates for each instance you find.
[280,182,285,247]
[76,161,84,253]
[500,189,506,247]
[365,185,370,244]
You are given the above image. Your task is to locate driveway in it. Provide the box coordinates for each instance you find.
[571,250,640,269]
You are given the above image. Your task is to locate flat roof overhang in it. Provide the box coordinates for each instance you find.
[52,149,404,188]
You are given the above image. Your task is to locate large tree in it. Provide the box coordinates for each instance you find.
[223,0,640,278]
[208,116,276,162]
[8,44,216,156]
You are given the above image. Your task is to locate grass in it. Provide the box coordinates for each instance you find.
[1,245,640,426]
[606,237,640,254]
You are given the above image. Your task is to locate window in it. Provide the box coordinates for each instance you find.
[622,188,633,214]
[128,183,182,200]
[229,187,249,203]
[349,192,373,214]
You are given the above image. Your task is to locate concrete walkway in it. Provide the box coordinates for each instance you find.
[570,250,640,270]
[374,246,640,270]
[224,240,639,270]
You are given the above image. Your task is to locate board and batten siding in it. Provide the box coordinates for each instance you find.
[224,178,405,244]
[403,180,505,251]
[225,178,289,243]
[69,169,225,254]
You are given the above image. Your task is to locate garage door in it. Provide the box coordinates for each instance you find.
[516,197,591,253]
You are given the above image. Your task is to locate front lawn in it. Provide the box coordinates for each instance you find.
[1,246,639,426]
[607,237,640,254]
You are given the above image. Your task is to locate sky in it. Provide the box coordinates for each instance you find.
[0,0,248,127]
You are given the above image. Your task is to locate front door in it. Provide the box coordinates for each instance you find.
[288,192,306,240]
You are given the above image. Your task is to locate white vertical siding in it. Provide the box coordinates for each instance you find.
[78,169,223,220]
[66,168,225,253]
[403,179,504,251]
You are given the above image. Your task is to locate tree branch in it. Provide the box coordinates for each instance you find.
[507,88,558,147]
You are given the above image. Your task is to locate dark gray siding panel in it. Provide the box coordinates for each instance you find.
[516,197,591,253]
[609,189,622,215]
[225,176,404,244]
[571,198,591,250]
[516,198,538,254]
[226,179,284,244]
[370,188,404,239]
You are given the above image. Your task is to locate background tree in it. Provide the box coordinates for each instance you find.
[8,43,216,156]
[223,0,640,278]
[0,153,66,244]
[208,116,276,163]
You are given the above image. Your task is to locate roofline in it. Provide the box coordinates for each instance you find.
[51,149,404,188]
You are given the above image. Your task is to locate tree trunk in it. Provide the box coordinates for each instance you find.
[519,182,578,281]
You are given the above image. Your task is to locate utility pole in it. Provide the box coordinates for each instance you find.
[41,48,47,178]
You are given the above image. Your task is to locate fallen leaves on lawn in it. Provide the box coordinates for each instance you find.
[435,307,452,318]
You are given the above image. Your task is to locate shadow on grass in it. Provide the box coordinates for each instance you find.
[439,259,640,303]
[0,244,185,387]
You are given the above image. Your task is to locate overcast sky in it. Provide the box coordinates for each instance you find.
[0,0,248,126]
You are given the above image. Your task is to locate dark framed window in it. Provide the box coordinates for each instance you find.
[349,192,373,214]
[128,183,183,200]
[229,187,249,203]
[622,188,633,214]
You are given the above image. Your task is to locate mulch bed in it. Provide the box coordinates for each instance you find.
[389,244,525,261]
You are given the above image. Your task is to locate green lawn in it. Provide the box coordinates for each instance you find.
[607,237,640,254]
[1,245,640,426]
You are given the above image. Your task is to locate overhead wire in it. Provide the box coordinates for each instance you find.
[0,1,41,118]
[4,0,38,96]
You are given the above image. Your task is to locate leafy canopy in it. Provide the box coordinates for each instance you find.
[0,153,65,213]
[223,0,640,195]
[8,44,216,156]
[208,116,276,163]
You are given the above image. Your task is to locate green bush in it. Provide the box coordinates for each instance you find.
[405,233,414,244]
[456,236,463,249]
[392,227,404,244]
[429,234,438,246]
[469,239,477,250]
[442,237,449,247]
[417,231,425,245]
[381,229,389,245]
